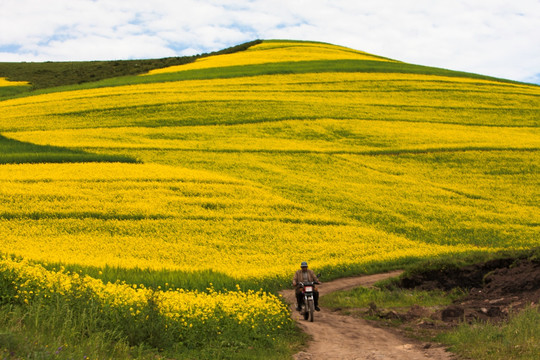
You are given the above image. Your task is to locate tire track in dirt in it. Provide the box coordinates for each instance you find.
[280,271,454,360]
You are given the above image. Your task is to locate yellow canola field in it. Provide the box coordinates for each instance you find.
[0,162,239,182]
[0,42,538,282]
[8,119,539,154]
[1,217,482,279]
[0,163,329,224]
[1,72,538,132]
[0,77,29,87]
[145,41,395,76]
[0,162,525,279]
[1,256,289,335]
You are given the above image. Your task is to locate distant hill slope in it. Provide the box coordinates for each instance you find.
[0,39,538,281]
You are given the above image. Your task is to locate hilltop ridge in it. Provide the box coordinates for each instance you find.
[144,40,396,76]
[1,39,534,100]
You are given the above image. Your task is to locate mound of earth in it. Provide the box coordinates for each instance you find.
[396,257,540,323]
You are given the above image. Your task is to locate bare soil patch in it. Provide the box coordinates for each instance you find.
[395,258,540,323]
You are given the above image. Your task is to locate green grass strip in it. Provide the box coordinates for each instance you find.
[321,285,463,309]
[438,305,540,360]
[0,135,137,164]
[129,59,529,84]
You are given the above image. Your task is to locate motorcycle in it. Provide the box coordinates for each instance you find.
[297,278,320,322]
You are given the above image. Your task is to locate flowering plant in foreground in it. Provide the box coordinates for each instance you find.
[0,256,292,347]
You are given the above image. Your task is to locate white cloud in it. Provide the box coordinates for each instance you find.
[39,35,175,61]
[0,0,539,83]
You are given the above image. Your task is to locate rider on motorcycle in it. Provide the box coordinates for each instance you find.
[292,261,321,312]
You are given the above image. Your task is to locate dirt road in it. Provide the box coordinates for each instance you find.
[280,271,453,360]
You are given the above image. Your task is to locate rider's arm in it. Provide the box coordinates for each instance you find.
[311,270,320,284]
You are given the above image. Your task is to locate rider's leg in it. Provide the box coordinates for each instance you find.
[295,289,303,310]
[314,290,320,310]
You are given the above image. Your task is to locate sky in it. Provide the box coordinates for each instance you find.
[1,0,539,84]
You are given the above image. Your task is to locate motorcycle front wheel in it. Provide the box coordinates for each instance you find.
[303,305,309,320]
[308,300,315,322]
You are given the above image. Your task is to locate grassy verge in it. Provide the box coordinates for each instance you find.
[321,286,463,310]
[437,305,540,360]
[0,302,144,360]
[0,301,303,360]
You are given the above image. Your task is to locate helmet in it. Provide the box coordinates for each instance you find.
[301,261,308,268]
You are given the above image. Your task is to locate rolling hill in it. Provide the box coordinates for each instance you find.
[0,39,538,358]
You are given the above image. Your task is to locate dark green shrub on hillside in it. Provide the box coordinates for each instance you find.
[0,40,262,90]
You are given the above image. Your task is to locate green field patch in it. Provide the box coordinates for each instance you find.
[0,85,31,98]
[0,134,137,164]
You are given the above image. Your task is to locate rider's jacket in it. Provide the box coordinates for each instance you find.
[293,269,319,286]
